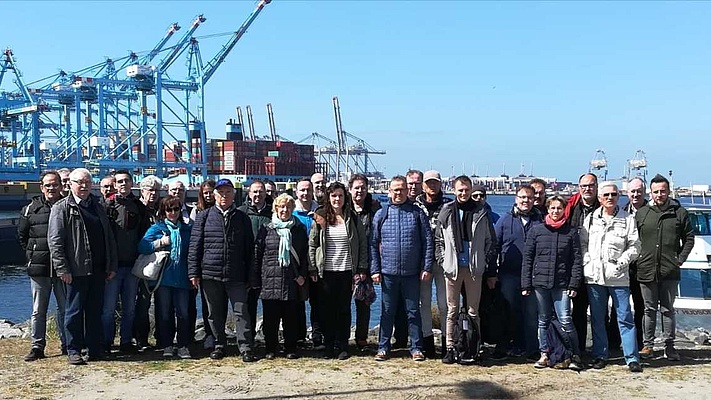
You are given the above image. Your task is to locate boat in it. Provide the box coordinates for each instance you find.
[676,204,711,316]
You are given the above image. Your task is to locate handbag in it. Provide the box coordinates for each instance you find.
[132,251,170,280]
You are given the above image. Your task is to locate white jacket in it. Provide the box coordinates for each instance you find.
[580,207,640,287]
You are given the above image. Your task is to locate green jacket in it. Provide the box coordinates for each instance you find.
[238,203,272,238]
[308,208,368,277]
[635,199,695,282]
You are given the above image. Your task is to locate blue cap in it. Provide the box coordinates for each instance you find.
[215,178,234,190]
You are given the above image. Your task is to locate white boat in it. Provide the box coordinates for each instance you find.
[675,204,711,316]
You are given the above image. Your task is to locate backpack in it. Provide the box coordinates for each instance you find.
[455,307,481,365]
[546,319,573,368]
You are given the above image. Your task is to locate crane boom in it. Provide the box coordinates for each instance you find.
[1,49,34,104]
[201,0,270,85]
[158,14,205,72]
[142,22,181,65]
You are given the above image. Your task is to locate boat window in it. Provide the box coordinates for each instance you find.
[679,269,711,299]
[688,211,711,236]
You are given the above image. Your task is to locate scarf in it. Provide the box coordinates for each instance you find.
[452,198,477,254]
[272,214,295,268]
[165,219,182,267]
[544,214,567,230]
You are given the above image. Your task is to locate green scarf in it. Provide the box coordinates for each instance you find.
[272,214,295,267]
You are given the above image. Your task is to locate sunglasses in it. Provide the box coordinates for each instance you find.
[472,193,485,198]
[166,207,181,213]
[602,192,619,198]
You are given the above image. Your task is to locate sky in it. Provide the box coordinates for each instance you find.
[1,1,710,185]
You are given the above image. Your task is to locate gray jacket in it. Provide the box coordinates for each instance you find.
[48,194,118,277]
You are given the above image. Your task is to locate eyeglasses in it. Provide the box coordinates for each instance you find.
[517,195,533,200]
[166,207,181,213]
[43,183,60,189]
[101,185,113,189]
[71,179,91,186]
[169,188,185,192]
[602,192,619,198]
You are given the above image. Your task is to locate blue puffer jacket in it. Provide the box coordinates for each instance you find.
[138,220,192,289]
[494,207,542,277]
[521,221,582,291]
[370,200,433,276]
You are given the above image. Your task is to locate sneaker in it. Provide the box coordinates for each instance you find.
[569,355,584,371]
[554,358,571,369]
[210,347,226,360]
[664,346,680,361]
[628,361,643,373]
[177,347,191,359]
[242,351,257,362]
[374,350,388,361]
[442,348,457,364]
[285,352,299,360]
[337,350,349,361]
[163,346,174,358]
[639,346,654,359]
[68,353,86,365]
[203,335,215,350]
[411,350,426,361]
[264,352,276,360]
[534,353,549,369]
[24,348,45,362]
[591,358,606,369]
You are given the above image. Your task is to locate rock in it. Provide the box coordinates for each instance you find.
[0,319,26,339]
[694,333,709,346]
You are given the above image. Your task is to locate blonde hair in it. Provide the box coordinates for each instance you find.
[272,193,296,213]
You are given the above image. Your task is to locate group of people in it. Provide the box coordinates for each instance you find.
[17,167,694,373]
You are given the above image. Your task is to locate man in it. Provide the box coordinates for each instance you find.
[491,184,541,360]
[57,168,71,198]
[293,178,322,348]
[48,168,117,365]
[635,174,694,361]
[623,177,648,349]
[414,170,451,357]
[406,169,423,202]
[311,173,326,204]
[238,180,272,337]
[438,176,495,364]
[529,178,547,215]
[18,171,67,361]
[565,173,601,354]
[349,173,382,351]
[472,184,500,224]
[168,180,193,224]
[371,175,433,362]
[99,175,116,201]
[188,178,257,361]
[264,179,276,209]
[138,175,162,223]
[101,170,148,354]
[580,182,643,373]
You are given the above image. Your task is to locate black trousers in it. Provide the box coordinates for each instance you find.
[296,300,307,342]
[320,271,353,350]
[188,287,198,342]
[355,299,371,342]
[309,279,324,342]
[248,288,261,335]
[572,281,589,353]
[200,284,214,338]
[262,299,298,353]
[134,282,159,346]
[629,274,645,350]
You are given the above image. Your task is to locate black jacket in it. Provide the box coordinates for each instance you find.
[104,192,150,264]
[253,219,309,301]
[17,195,55,277]
[188,205,255,283]
[635,199,695,282]
[522,222,583,291]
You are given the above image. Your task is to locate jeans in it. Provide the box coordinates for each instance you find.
[378,274,423,354]
[154,286,190,349]
[498,274,538,355]
[30,276,67,350]
[534,287,579,354]
[420,263,448,338]
[202,279,253,353]
[640,280,678,348]
[101,265,138,347]
[64,275,105,357]
[321,271,353,350]
[587,284,639,364]
[262,299,298,353]
[445,268,482,348]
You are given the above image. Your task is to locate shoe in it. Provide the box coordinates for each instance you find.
[423,335,436,359]
[591,358,606,369]
[265,352,276,360]
[136,343,152,353]
[628,361,643,372]
[507,348,526,357]
[337,350,349,360]
[568,355,584,371]
[442,348,457,364]
[374,350,388,361]
[311,334,325,350]
[68,353,86,365]
[24,348,45,362]
[286,352,299,360]
[664,346,680,361]
[61,345,68,356]
[119,343,137,354]
[534,353,549,369]
[177,347,191,359]
[490,350,508,361]
[356,339,368,349]
[412,350,426,361]
[203,335,215,350]
[242,351,257,362]
[210,347,226,360]
[640,346,654,359]
[163,346,174,358]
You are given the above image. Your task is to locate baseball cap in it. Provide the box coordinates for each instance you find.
[423,170,441,182]
[215,178,234,190]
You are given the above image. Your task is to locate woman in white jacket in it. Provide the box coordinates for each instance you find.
[580,181,642,373]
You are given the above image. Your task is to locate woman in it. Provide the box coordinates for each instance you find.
[521,195,583,370]
[253,194,309,359]
[138,196,193,359]
[309,182,368,360]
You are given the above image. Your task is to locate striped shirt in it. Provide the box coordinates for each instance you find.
[324,221,352,272]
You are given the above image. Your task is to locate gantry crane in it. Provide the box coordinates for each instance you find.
[589,149,608,181]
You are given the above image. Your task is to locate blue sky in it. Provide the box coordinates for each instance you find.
[2,1,710,184]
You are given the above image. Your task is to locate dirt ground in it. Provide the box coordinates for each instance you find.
[1,337,711,400]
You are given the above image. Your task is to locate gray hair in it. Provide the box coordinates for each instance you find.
[69,168,92,181]
[140,175,162,190]
[598,181,618,194]
[628,177,646,189]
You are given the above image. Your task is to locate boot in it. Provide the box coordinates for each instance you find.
[423,335,436,359]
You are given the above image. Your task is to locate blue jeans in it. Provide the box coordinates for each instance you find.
[155,286,190,349]
[534,287,579,354]
[588,284,640,364]
[101,265,138,347]
[499,274,538,355]
[30,276,67,350]
[378,274,423,354]
[64,275,105,357]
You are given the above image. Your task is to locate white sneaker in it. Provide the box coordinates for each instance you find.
[177,346,191,359]
[203,335,215,350]
[163,346,174,358]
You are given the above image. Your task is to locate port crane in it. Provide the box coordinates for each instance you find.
[589,149,608,181]
[625,150,648,182]
[0,0,271,182]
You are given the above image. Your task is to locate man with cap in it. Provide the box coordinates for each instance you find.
[415,170,452,357]
[188,178,257,362]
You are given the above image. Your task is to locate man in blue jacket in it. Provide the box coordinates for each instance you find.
[371,175,433,362]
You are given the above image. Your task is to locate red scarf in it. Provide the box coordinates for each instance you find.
[545,214,567,229]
